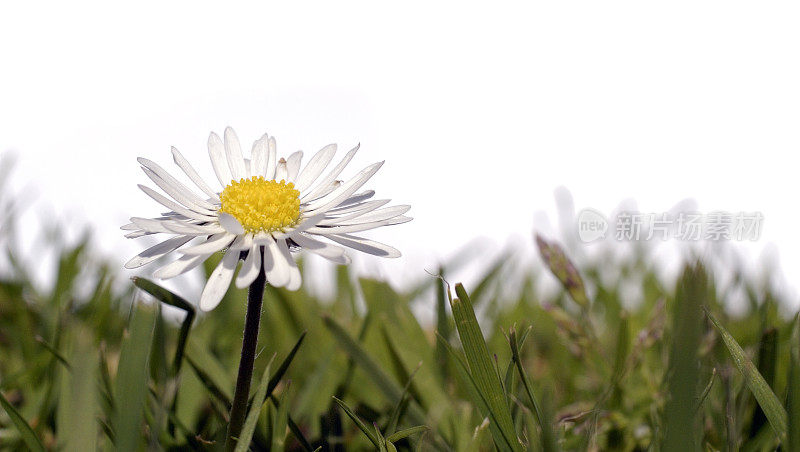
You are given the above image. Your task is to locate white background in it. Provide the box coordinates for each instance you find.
[1,2,798,303]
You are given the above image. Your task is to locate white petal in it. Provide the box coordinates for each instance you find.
[264,238,290,287]
[218,212,245,234]
[275,158,288,182]
[125,235,193,269]
[319,200,393,225]
[325,233,401,258]
[306,216,411,234]
[224,127,248,181]
[235,244,262,289]
[121,222,138,231]
[277,239,302,291]
[250,135,269,178]
[265,136,277,180]
[326,199,390,216]
[140,166,217,215]
[230,233,254,251]
[171,147,220,201]
[285,151,303,182]
[294,144,337,193]
[154,254,207,279]
[208,132,233,187]
[138,185,217,222]
[138,157,217,211]
[131,217,173,233]
[334,190,376,208]
[180,233,235,255]
[162,221,226,236]
[303,162,383,214]
[302,143,359,201]
[290,233,350,264]
[328,205,411,226]
[199,248,240,311]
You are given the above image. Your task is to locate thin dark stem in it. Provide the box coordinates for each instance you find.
[224,262,267,451]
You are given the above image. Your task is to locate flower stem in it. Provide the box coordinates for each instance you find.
[224,263,267,451]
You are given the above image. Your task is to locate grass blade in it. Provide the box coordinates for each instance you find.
[387,425,429,443]
[662,264,706,451]
[132,277,195,374]
[706,308,787,443]
[509,326,558,452]
[452,283,520,452]
[0,391,45,452]
[234,354,275,452]
[788,317,800,452]
[112,304,156,452]
[333,396,381,448]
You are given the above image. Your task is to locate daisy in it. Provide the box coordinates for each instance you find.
[123,127,410,311]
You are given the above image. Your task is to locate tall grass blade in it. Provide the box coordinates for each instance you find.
[509,326,558,452]
[112,304,156,452]
[0,391,45,452]
[662,264,706,451]
[332,396,381,448]
[451,283,520,452]
[233,354,275,452]
[706,308,787,443]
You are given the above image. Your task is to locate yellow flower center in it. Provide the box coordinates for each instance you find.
[219,176,301,233]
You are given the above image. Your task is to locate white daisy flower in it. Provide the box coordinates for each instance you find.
[123,127,410,311]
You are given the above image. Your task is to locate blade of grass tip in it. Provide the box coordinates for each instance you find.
[332,397,381,448]
[34,335,71,370]
[509,326,558,452]
[387,425,429,443]
[503,325,531,394]
[113,305,156,452]
[435,266,452,381]
[787,317,800,452]
[234,354,276,452]
[706,307,788,443]
[436,332,517,452]
[694,368,717,414]
[132,277,196,374]
[245,330,307,408]
[452,283,520,452]
[266,331,306,397]
[662,264,706,451]
[0,391,45,452]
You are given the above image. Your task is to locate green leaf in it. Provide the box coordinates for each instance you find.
[132,277,195,374]
[387,425,429,443]
[112,304,156,452]
[509,326,558,452]
[323,316,426,426]
[788,317,800,452]
[706,307,787,443]
[0,391,45,452]
[234,354,275,452]
[451,283,520,452]
[333,396,381,448]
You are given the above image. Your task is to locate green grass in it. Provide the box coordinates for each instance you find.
[0,191,798,449]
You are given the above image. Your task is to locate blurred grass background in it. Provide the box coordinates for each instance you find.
[0,158,798,452]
